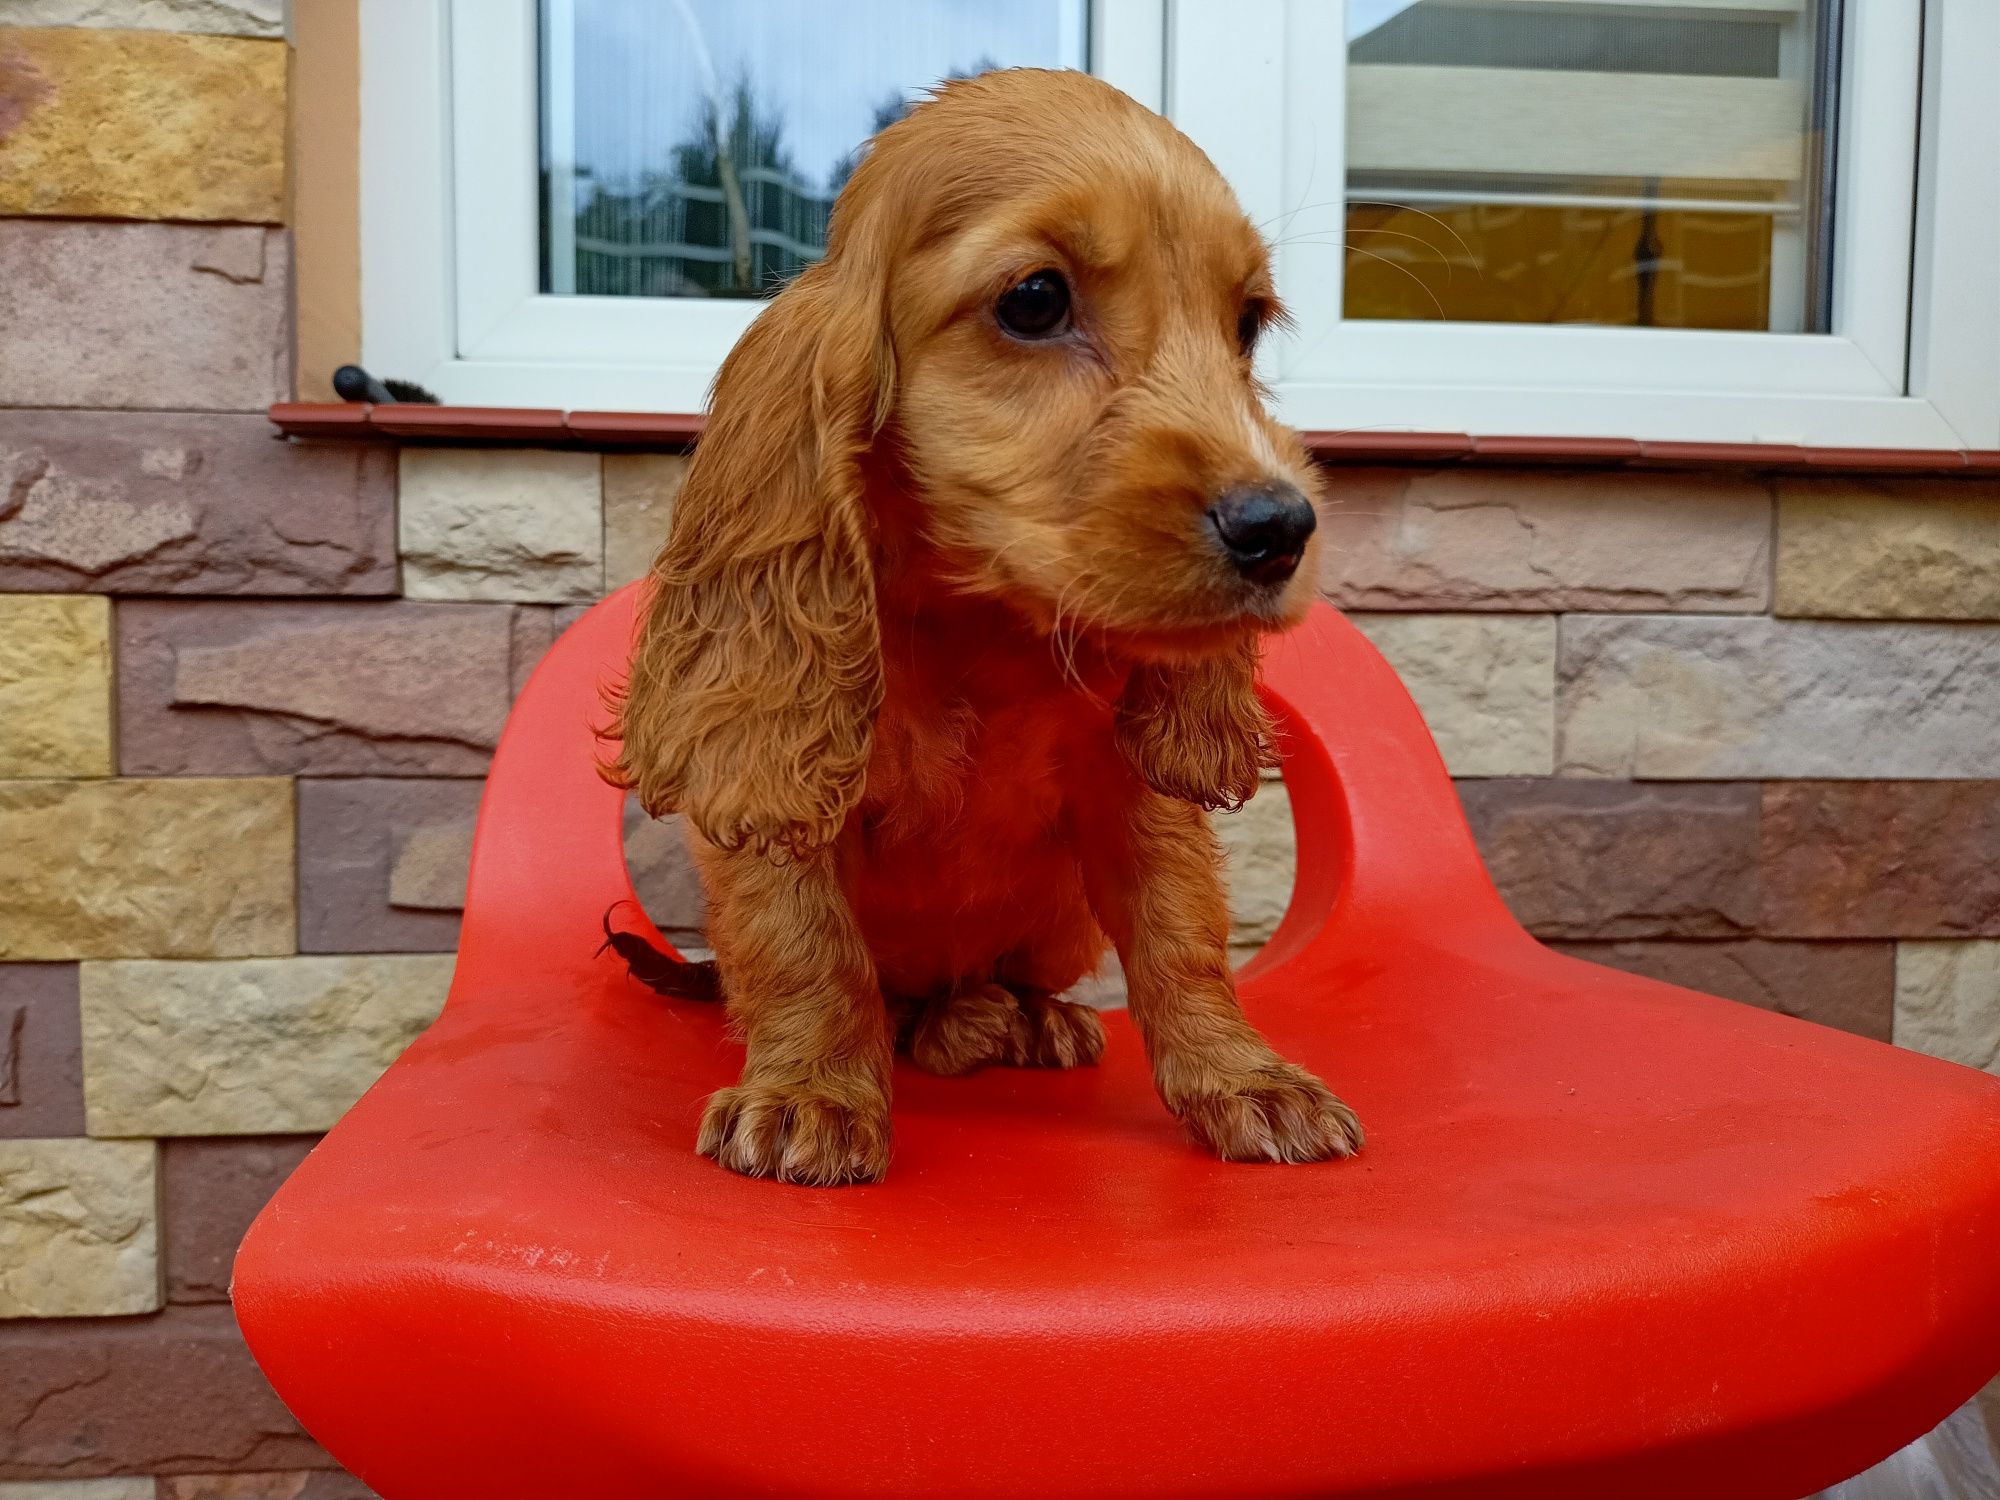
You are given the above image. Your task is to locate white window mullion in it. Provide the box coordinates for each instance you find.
[1909,0,2000,448]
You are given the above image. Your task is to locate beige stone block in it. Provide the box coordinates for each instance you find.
[0,1138,157,1318]
[1321,468,1771,612]
[0,28,285,222]
[400,449,604,603]
[603,453,687,590]
[0,778,295,960]
[0,1481,158,1499]
[1777,480,2000,620]
[1213,777,1295,946]
[0,595,113,776]
[81,955,454,1135]
[4,0,282,34]
[1558,616,2000,779]
[1352,614,1556,776]
[1895,942,2000,1076]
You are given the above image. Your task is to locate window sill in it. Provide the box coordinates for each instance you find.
[268,404,2000,476]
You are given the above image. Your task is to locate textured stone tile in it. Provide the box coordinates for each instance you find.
[0,1138,157,1318]
[81,955,452,1135]
[0,413,396,595]
[1459,780,1761,940]
[161,1136,315,1304]
[0,595,111,776]
[1762,783,2000,938]
[4,1,283,35]
[1552,940,1894,1041]
[1558,615,2000,779]
[623,801,708,938]
[0,1303,328,1479]
[1896,942,2000,1074]
[1212,775,1295,946]
[0,965,86,1138]
[117,601,528,776]
[1777,479,2000,621]
[0,779,294,961]
[603,453,686,590]
[0,222,288,411]
[159,1475,378,1500]
[1352,614,1555,776]
[296,779,482,952]
[1320,467,1771,612]
[0,1480,155,1499]
[0,28,284,222]
[399,449,603,603]
[506,603,592,698]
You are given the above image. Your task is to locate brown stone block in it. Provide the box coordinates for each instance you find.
[1551,940,1894,1040]
[0,1304,331,1480]
[0,963,86,1138]
[0,222,289,412]
[0,413,395,595]
[297,780,483,952]
[1762,783,2000,937]
[0,29,285,223]
[1458,780,1762,940]
[116,601,530,776]
[161,1137,315,1304]
[1319,467,1771,612]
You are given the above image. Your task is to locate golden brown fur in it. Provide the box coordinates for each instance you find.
[611,69,1361,1184]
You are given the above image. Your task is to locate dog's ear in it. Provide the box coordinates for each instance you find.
[609,253,892,857]
[1114,640,1274,812]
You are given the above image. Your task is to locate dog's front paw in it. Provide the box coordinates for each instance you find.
[1175,1064,1363,1164]
[697,1082,890,1185]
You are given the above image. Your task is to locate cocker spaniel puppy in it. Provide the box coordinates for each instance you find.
[611,68,1362,1185]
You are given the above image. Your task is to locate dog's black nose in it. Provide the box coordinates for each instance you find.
[1207,483,1317,584]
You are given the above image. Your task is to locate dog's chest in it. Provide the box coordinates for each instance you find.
[861,696,1075,864]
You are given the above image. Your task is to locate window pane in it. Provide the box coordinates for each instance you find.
[541,0,1090,299]
[1344,0,1840,333]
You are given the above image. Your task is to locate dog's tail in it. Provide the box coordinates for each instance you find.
[598,908,722,1003]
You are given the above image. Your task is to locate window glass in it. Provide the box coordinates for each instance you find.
[1343,0,1840,332]
[541,0,1090,299]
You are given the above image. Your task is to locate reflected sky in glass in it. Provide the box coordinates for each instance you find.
[566,0,1089,195]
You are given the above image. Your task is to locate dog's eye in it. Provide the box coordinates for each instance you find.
[996,271,1072,340]
[1237,306,1264,357]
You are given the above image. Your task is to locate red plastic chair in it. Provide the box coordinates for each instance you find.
[236,583,2000,1499]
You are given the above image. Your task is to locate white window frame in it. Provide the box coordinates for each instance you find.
[359,0,1999,448]
[361,0,1161,414]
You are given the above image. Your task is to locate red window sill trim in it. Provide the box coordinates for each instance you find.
[268,404,2000,476]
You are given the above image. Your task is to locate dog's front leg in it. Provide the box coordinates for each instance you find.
[694,842,892,1185]
[1078,791,1363,1163]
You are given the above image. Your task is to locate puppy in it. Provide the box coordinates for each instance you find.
[611,68,1362,1185]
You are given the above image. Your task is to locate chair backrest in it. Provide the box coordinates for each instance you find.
[452,584,1523,1013]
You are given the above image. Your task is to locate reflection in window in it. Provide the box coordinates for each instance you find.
[1343,0,1840,333]
[541,0,1089,299]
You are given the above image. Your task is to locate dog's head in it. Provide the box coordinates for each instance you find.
[614,70,1312,854]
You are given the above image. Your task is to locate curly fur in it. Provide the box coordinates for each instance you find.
[609,69,1361,1184]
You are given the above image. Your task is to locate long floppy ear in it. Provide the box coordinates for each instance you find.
[608,256,892,857]
[1114,640,1275,811]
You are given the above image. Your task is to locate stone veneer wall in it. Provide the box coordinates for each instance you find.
[2,4,1998,1492]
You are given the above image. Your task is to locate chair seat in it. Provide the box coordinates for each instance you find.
[235,588,2000,1500]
